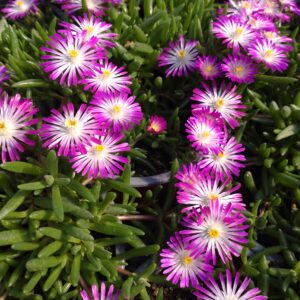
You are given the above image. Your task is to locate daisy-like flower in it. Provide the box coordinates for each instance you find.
[2,0,38,20]
[247,15,276,32]
[185,108,226,153]
[80,282,120,300]
[248,38,289,72]
[59,14,117,49]
[70,133,130,179]
[158,35,198,77]
[61,0,106,16]
[227,0,261,17]
[279,0,300,15]
[194,269,267,300]
[261,30,293,52]
[212,16,256,51]
[181,200,248,264]
[191,83,246,129]
[260,0,290,21]
[221,54,258,84]
[91,92,143,132]
[147,115,167,135]
[0,66,10,85]
[177,174,245,212]
[0,93,38,163]
[81,61,132,94]
[40,103,101,157]
[175,163,202,191]
[197,137,246,179]
[41,31,105,86]
[160,233,213,288]
[195,56,222,81]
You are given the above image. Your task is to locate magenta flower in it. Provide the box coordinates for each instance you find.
[227,0,261,17]
[160,233,213,288]
[197,137,246,179]
[181,200,248,264]
[81,61,132,94]
[70,133,130,179]
[280,0,300,15]
[91,92,143,132]
[261,31,293,52]
[248,38,289,72]
[191,83,245,129]
[40,103,101,157]
[260,0,290,21]
[41,31,105,86]
[247,15,276,32]
[221,54,258,84]
[194,269,267,300]
[0,66,10,85]
[195,55,222,80]
[175,163,202,191]
[2,0,38,20]
[61,0,106,16]
[147,115,167,135]
[80,282,120,300]
[59,14,117,49]
[185,108,226,153]
[0,93,38,163]
[212,16,256,51]
[177,174,245,212]
[158,35,198,77]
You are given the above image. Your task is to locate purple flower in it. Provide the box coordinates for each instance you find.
[40,103,101,157]
[247,15,276,32]
[191,83,246,129]
[41,31,105,86]
[80,282,120,300]
[2,0,38,20]
[212,16,256,52]
[227,0,261,17]
[197,137,246,179]
[280,0,300,15]
[61,0,106,16]
[185,108,226,153]
[160,233,213,288]
[181,200,248,264]
[59,14,117,49]
[0,93,38,163]
[147,115,167,135]
[261,30,293,52]
[91,92,143,132]
[195,55,222,80]
[175,163,201,191]
[0,66,10,85]
[260,0,290,22]
[81,60,132,94]
[70,133,130,179]
[221,54,258,84]
[248,38,289,72]
[194,269,267,300]
[158,35,198,77]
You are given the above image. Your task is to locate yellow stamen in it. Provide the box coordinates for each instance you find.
[205,65,213,73]
[235,65,244,74]
[209,193,219,201]
[151,123,159,132]
[65,118,77,127]
[216,98,224,108]
[183,256,192,265]
[85,25,94,35]
[113,104,121,114]
[178,50,186,58]
[264,49,273,58]
[0,122,5,130]
[69,49,78,58]
[241,2,251,9]
[235,27,244,36]
[16,0,24,6]
[209,228,219,239]
[264,32,274,40]
[202,131,210,139]
[95,144,105,152]
[102,69,111,77]
[218,152,224,158]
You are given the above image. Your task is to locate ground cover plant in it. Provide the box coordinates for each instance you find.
[0,0,299,299]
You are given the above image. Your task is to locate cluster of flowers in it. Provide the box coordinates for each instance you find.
[158,0,299,298]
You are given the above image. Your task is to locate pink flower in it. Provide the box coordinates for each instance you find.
[147,115,167,134]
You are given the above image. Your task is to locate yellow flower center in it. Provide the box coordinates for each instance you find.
[205,65,213,73]
[264,32,275,40]
[113,104,121,114]
[216,98,225,108]
[235,27,244,36]
[264,49,273,58]
[183,256,192,265]
[241,2,251,9]
[234,65,244,74]
[209,193,219,201]
[65,118,77,127]
[202,131,210,139]
[218,152,224,158]
[0,122,5,130]
[16,0,24,6]
[69,49,78,58]
[178,50,186,58]
[85,25,94,35]
[209,228,220,239]
[95,144,105,152]
[151,123,159,132]
[102,69,111,77]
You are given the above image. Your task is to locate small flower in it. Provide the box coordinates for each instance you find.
[195,55,222,80]
[197,137,246,179]
[158,35,198,77]
[177,174,245,212]
[0,66,10,85]
[260,0,290,21]
[191,83,246,129]
[175,163,202,191]
[227,0,261,17]
[70,133,130,179]
[0,93,38,163]
[185,108,226,153]
[261,30,293,52]
[247,15,276,32]
[91,92,143,132]
[147,115,167,135]
[81,61,132,94]
[160,233,213,288]
[194,269,267,300]
[2,0,38,20]
[212,16,256,51]
[61,0,106,16]
[80,282,120,300]
[221,54,258,84]
[181,200,248,264]
[59,14,117,48]
[40,103,101,157]
[248,38,289,72]
[41,31,104,86]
